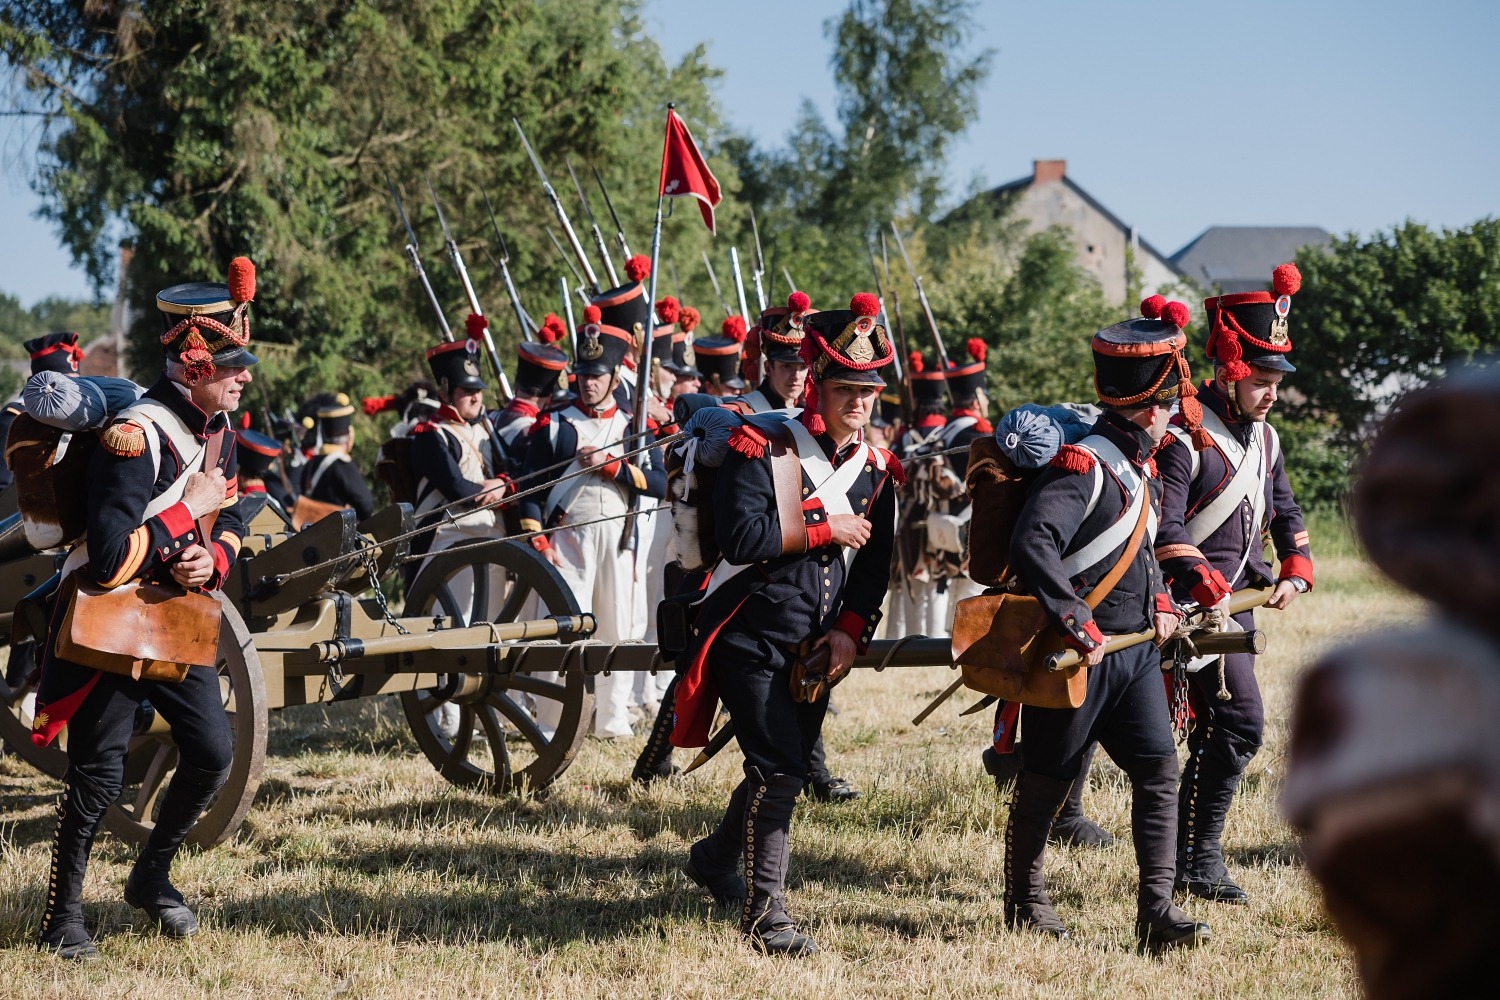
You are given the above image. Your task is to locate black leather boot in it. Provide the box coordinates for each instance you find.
[1003,770,1073,938]
[123,759,227,938]
[1132,754,1211,954]
[684,777,749,908]
[632,677,680,785]
[982,745,1022,791]
[741,768,817,957]
[1050,743,1115,849]
[805,735,859,802]
[36,767,115,961]
[1177,724,1258,905]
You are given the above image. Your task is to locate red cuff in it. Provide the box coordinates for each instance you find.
[209,539,232,588]
[1187,565,1232,607]
[1155,592,1180,616]
[1279,553,1314,590]
[530,533,551,552]
[1061,615,1105,654]
[156,501,197,541]
[600,456,622,478]
[805,521,832,549]
[833,610,876,654]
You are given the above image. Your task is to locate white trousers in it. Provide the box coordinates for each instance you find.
[420,525,502,738]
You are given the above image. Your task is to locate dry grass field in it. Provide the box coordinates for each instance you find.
[0,512,1418,999]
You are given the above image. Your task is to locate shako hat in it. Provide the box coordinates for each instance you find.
[907,352,947,406]
[670,306,703,378]
[300,392,356,439]
[753,291,815,365]
[427,323,489,394]
[515,313,570,396]
[878,387,903,426]
[694,315,747,391]
[1091,295,1208,447]
[24,332,84,375]
[156,255,259,383]
[945,338,989,399]
[234,421,282,479]
[572,303,633,377]
[798,292,894,435]
[1204,262,1302,380]
[591,255,653,345]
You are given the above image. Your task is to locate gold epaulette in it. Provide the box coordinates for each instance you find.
[101,420,147,458]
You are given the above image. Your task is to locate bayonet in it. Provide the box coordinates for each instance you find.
[881,232,914,425]
[481,189,537,344]
[891,223,952,406]
[782,266,797,294]
[567,158,619,288]
[592,162,633,260]
[558,276,579,361]
[513,118,602,294]
[729,247,757,383]
[702,250,732,319]
[385,173,453,342]
[749,208,768,312]
[424,174,513,402]
[866,239,903,385]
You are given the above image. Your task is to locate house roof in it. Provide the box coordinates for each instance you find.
[1170,226,1332,294]
[974,172,1186,277]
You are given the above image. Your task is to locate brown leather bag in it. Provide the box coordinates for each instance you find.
[290,494,347,530]
[951,488,1150,709]
[53,429,228,683]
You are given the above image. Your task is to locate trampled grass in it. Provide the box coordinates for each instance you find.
[0,510,1420,998]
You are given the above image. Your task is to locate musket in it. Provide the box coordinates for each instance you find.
[890,223,951,407]
[866,238,904,387]
[424,174,513,402]
[559,276,578,361]
[385,174,453,342]
[729,246,758,384]
[481,189,537,344]
[701,250,732,318]
[881,232,914,426]
[545,227,592,305]
[748,208,768,312]
[782,266,797,294]
[567,158,619,288]
[591,163,633,260]
[513,118,601,295]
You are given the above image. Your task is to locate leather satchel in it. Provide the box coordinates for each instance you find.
[951,486,1151,709]
[290,494,347,530]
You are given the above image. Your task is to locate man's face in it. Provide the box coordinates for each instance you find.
[672,373,701,398]
[1226,366,1284,422]
[450,386,486,420]
[577,370,617,408]
[819,381,878,440]
[1144,401,1171,444]
[766,359,808,405]
[188,364,252,414]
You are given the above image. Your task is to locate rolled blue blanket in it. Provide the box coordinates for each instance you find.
[994,403,1100,468]
[23,373,145,430]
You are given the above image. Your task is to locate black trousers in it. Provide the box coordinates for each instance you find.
[1185,610,1263,746]
[49,658,233,797]
[1021,641,1176,781]
[709,628,829,782]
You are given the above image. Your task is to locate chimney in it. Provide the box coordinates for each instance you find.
[1032,159,1066,186]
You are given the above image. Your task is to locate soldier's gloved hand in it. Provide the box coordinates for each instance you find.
[826,513,871,550]
[814,628,858,687]
[170,543,215,589]
[183,468,227,518]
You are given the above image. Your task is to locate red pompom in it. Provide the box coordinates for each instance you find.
[1272,262,1302,297]
[680,306,700,332]
[655,296,681,324]
[1161,300,1190,329]
[966,338,987,363]
[1050,444,1096,475]
[539,313,566,344]
[583,304,602,324]
[625,254,651,282]
[849,292,880,318]
[907,350,924,374]
[1140,294,1166,320]
[788,290,810,313]
[228,256,255,303]
[1224,359,1252,382]
[362,394,396,416]
[722,315,747,343]
[465,313,488,340]
[239,411,252,429]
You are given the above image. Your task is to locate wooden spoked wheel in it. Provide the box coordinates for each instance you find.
[400,539,592,795]
[102,592,267,847]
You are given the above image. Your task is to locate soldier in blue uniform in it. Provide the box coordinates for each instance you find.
[489,314,569,478]
[31,259,258,959]
[235,421,291,521]
[1155,266,1313,906]
[0,332,87,491]
[672,292,901,957]
[1003,296,1212,953]
[298,393,374,522]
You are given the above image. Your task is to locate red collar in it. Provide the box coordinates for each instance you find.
[242,481,267,494]
[916,414,947,429]
[504,399,540,419]
[574,401,618,420]
[437,403,467,424]
[950,407,993,433]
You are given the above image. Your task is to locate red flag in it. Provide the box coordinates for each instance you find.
[658,108,722,233]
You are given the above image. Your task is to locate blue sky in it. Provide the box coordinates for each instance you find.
[2,0,1496,307]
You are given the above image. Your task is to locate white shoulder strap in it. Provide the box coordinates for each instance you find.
[306,452,348,495]
[1059,435,1155,579]
[1187,411,1267,547]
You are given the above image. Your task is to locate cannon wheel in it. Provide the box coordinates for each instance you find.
[102,592,268,848]
[399,539,592,795]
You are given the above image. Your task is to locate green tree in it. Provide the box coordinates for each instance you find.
[2,0,732,411]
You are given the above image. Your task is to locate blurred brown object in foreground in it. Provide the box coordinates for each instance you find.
[1283,367,1500,999]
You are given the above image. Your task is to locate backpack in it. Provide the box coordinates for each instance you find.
[8,413,98,550]
[375,437,418,506]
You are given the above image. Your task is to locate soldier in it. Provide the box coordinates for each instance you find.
[235,420,291,522]
[1003,297,1210,953]
[693,317,747,398]
[296,393,374,522]
[885,352,950,638]
[489,314,569,478]
[1154,266,1313,906]
[673,292,900,957]
[0,332,87,491]
[665,307,703,398]
[930,339,992,624]
[518,304,666,739]
[726,292,813,414]
[31,259,257,959]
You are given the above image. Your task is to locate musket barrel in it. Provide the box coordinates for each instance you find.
[514,119,601,294]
